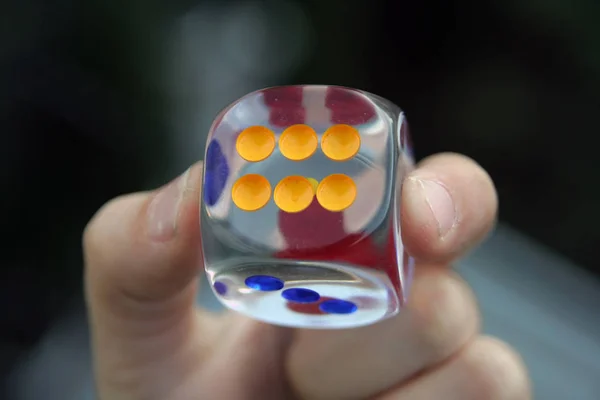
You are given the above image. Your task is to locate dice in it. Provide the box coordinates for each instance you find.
[201,85,415,329]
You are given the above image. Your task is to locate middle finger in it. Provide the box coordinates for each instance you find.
[286,267,480,400]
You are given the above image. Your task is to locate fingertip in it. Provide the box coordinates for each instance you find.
[401,153,497,262]
[84,161,204,306]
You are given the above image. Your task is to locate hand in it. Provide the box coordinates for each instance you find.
[84,153,531,400]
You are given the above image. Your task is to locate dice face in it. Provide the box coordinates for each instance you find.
[201,85,414,329]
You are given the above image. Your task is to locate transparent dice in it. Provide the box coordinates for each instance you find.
[201,85,415,329]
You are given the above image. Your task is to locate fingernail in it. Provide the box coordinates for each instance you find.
[147,168,191,241]
[409,177,457,239]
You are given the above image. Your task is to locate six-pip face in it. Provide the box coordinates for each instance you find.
[201,85,414,329]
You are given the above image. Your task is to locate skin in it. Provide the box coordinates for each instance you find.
[84,152,532,400]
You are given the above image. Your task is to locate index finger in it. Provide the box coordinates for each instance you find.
[401,152,498,263]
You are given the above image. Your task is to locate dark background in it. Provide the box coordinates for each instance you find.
[1,0,598,391]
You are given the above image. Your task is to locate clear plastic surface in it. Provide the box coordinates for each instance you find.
[201,85,414,329]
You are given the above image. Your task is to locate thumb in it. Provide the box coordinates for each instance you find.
[83,162,208,396]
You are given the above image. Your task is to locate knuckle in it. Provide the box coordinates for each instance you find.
[83,196,122,253]
[462,336,532,400]
[83,194,139,259]
[410,272,480,360]
[83,193,147,277]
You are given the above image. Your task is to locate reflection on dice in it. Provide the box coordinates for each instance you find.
[201,85,414,329]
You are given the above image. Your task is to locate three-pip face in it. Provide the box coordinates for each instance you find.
[201,85,414,329]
